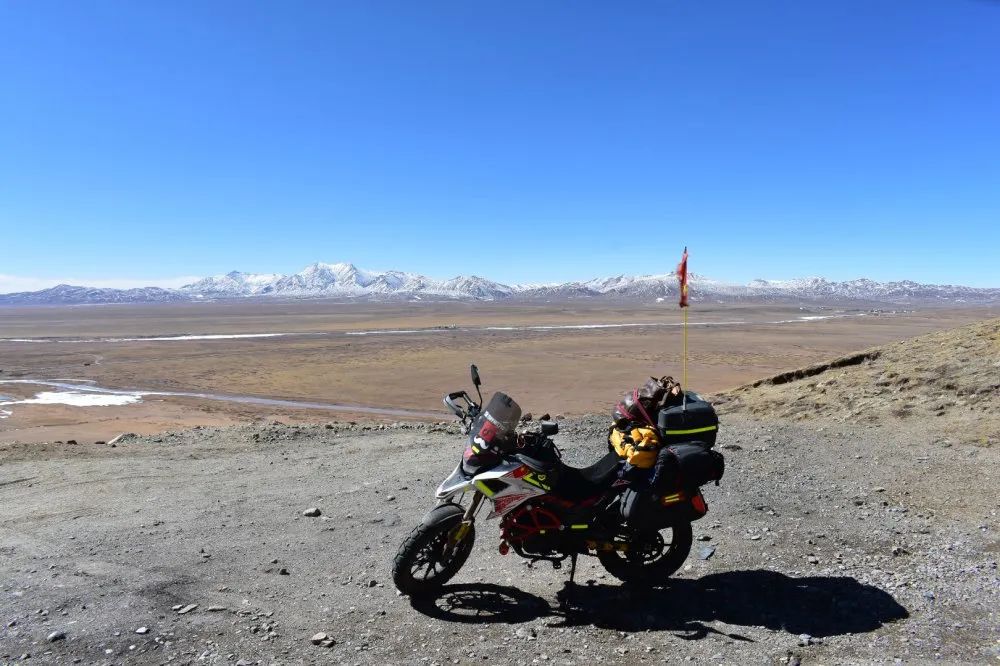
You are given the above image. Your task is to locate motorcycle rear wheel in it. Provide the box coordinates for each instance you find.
[597,522,693,584]
[392,503,476,597]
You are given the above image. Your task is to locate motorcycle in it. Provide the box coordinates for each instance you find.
[392,365,710,596]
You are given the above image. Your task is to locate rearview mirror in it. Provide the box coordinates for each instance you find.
[470,364,481,387]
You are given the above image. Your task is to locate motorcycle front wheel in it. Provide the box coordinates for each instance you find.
[392,503,476,597]
[597,522,693,584]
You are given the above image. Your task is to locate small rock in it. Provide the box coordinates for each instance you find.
[696,535,712,541]
[303,508,322,517]
[798,633,813,646]
[698,546,716,560]
[807,556,819,564]
[47,630,66,642]
[207,605,227,612]
[135,626,149,634]
[385,495,396,502]
[311,632,330,645]
[515,627,537,640]
[278,568,290,575]
[176,604,198,614]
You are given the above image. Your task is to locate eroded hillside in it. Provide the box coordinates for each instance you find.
[716,318,1000,446]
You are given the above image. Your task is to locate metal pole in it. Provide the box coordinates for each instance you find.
[682,306,688,387]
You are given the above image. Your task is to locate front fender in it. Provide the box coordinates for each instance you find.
[435,463,474,500]
[421,502,465,528]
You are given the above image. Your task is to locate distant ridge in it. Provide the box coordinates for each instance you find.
[1,261,998,306]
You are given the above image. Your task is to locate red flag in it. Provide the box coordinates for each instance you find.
[677,247,689,308]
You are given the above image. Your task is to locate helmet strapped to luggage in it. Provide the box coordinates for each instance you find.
[612,376,683,427]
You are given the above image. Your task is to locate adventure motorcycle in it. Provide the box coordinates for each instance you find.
[392,365,710,596]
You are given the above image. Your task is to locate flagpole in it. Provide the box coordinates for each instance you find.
[682,306,688,388]
[677,246,689,390]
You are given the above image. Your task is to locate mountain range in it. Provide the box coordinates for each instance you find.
[2,262,998,306]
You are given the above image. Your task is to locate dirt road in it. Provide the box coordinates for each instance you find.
[1,413,997,664]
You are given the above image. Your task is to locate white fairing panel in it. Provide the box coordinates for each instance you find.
[434,460,548,519]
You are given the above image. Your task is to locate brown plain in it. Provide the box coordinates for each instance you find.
[0,300,995,442]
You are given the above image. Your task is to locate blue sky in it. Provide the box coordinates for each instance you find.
[1,1,998,291]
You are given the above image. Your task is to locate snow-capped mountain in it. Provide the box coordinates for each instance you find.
[1,262,998,305]
[0,284,187,305]
[181,271,283,297]
[180,262,514,300]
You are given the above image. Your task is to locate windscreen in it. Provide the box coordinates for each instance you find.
[469,391,521,454]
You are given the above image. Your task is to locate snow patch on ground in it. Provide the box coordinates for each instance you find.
[103,333,286,342]
[345,329,451,336]
[0,390,143,410]
[0,333,287,344]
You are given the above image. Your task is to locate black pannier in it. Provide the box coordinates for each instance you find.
[657,392,719,448]
[651,443,725,494]
[620,487,709,529]
[621,443,724,529]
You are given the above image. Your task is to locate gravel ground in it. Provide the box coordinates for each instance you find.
[1,414,998,665]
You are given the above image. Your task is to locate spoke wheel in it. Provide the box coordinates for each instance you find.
[597,522,692,584]
[393,504,476,596]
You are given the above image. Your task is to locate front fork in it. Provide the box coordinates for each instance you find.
[443,491,483,554]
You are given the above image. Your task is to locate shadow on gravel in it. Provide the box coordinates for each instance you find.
[411,570,908,640]
[409,583,551,624]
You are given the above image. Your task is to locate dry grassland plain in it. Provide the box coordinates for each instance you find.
[0,300,995,442]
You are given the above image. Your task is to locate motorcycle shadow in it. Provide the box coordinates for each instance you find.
[410,569,909,640]
[409,582,551,624]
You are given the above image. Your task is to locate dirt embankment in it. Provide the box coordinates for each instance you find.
[716,317,1000,447]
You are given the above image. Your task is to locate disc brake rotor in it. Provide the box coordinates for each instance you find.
[627,530,666,563]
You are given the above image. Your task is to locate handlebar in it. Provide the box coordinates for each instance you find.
[443,390,480,433]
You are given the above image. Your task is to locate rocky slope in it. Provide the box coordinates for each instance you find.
[716,317,1000,447]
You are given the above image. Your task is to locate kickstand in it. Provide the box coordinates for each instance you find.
[557,553,581,612]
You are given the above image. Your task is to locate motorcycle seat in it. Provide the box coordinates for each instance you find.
[553,451,623,501]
